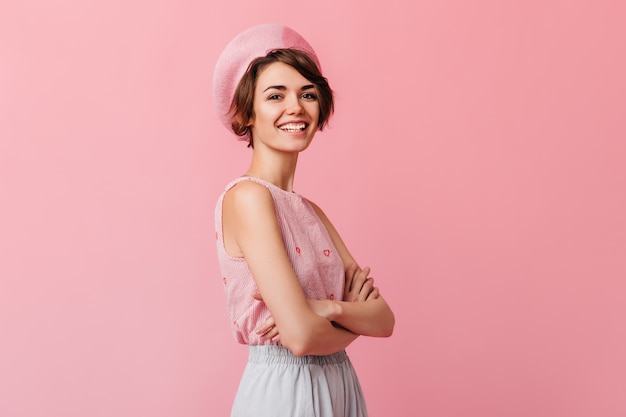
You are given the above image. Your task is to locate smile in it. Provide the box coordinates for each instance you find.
[278,122,307,132]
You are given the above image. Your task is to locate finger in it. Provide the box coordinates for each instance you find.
[344,264,360,301]
[262,326,280,341]
[357,267,371,288]
[345,267,366,302]
[358,278,374,302]
[345,263,358,292]
[255,316,275,335]
[366,287,380,301]
[350,267,370,296]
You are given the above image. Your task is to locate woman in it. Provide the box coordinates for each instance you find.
[213,24,394,417]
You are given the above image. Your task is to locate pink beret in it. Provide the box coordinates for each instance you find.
[212,23,320,135]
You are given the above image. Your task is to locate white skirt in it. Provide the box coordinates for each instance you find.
[231,345,368,417]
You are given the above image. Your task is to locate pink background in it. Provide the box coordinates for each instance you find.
[1,1,625,416]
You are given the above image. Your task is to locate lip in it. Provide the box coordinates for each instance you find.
[277,120,309,133]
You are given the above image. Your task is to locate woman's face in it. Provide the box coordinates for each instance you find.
[248,62,320,153]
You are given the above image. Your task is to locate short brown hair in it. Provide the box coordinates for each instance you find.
[229,48,334,147]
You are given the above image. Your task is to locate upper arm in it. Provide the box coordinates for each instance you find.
[222,181,320,348]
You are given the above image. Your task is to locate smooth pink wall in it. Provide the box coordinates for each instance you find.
[1,1,625,416]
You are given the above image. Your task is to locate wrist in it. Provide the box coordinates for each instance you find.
[329,300,342,322]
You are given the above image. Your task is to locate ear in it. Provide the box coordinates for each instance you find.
[245,111,255,127]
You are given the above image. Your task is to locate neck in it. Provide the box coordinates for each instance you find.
[245,149,299,192]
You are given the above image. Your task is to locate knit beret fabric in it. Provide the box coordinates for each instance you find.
[212,23,320,137]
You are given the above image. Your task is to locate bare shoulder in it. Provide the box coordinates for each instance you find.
[222,180,278,258]
[223,180,274,216]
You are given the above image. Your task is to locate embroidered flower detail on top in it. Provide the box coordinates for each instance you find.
[223,277,227,285]
[295,247,301,255]
[323,249,331,257]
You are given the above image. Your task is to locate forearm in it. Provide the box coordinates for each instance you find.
[330,296,395,337]
[281,313,359,356]
[253,295,360,356]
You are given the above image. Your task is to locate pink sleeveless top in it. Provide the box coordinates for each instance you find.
[214,176,345,345]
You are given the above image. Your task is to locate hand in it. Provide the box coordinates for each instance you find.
[255,314,281,343]
[252,293,281,342]
[344,263,379,302]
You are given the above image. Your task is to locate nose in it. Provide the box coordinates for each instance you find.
[285,93,303,114]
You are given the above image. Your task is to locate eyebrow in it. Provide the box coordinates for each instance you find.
[263,84,315,93]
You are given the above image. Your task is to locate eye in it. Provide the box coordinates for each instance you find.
[267,94,282,100]
[301,92,318,100]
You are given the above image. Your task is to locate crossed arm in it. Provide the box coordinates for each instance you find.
[222,181,394,357]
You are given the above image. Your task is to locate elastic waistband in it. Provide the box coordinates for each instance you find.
[248,345,348,366]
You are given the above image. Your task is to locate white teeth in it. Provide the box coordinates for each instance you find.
[279,122,306,132]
